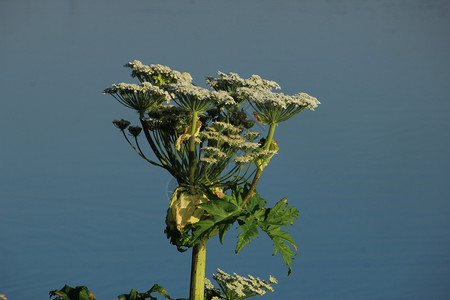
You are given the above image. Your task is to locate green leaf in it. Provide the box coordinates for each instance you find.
[199,198,240,218]
[258,198,299,276]
[218,223,231,244]
[244,191,267,213]
[190,198,243,244]
[117,284,171,300]
[49,285,95,300]
[149,284,171,299]
[235,216,259,253]
[263,198,299,227]
[261,226,297,276]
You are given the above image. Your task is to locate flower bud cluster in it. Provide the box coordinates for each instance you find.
[112,119,130,131]
[128,126,142,137]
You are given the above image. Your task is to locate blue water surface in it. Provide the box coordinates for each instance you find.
[1,0,449,299]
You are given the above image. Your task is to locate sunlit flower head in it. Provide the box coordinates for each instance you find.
[164,83,217,112]
[210,121,241,133]
[103,82,171,115]
[200,157,218,165]
[234,154,254,165]
[238,87,320,124]
[204,278,215,290]
[201,146,227,158]
[124,60,193,85]
[206,71,280,93]
[237,141,260,152]
[210,90,236,106]
[211,269,276,299]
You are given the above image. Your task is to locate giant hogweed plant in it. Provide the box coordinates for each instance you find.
[100,61,319,300]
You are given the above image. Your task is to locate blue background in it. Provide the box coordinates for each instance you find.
[1,0,449,299]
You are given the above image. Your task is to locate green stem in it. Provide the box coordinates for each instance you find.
[189,238,207,300]
[241,168,262,209]
[263,123,277,151]
[187,111,206,300]
[241,123,277,208]
[188,111,198,190]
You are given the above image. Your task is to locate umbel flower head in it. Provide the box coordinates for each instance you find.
[238,87,320,124]
[206,71,280,93]
[125,60,193,86]
[164,83,234,113]
[103,82,170,116]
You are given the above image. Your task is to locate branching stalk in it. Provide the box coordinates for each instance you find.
[242,123,277,208]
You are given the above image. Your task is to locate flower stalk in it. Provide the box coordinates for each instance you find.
[188,111,199,191]
[241,123,277,209]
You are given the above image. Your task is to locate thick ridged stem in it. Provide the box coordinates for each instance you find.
[189,238,207,300]
[187,111,206,300]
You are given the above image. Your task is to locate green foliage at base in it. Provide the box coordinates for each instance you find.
[49,285,96,300]
[117,284,172,300]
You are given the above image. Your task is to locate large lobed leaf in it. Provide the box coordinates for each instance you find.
[234,192,300,276]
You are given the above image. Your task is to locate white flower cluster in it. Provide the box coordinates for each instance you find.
[237,142,260,151]
[165,83,211,99]
[202,146,227,158]
[238,87,286,108]
[125,60,193,84]
[201,126,259,151]
[238,87,319,110]
[103,82,171,102]
[234,149,278,165]
[206,71,245,89]
[210,90,236,105]
[206,72,280,91]
[210,268,277,298]
[163,84,236,107]
[292,92,321,111]
[221,134,246,148]
[234,155,254,165]
[211,122,241,133]
[204,278,215,290]
[246,74,281,90]
[200,157,218,165]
